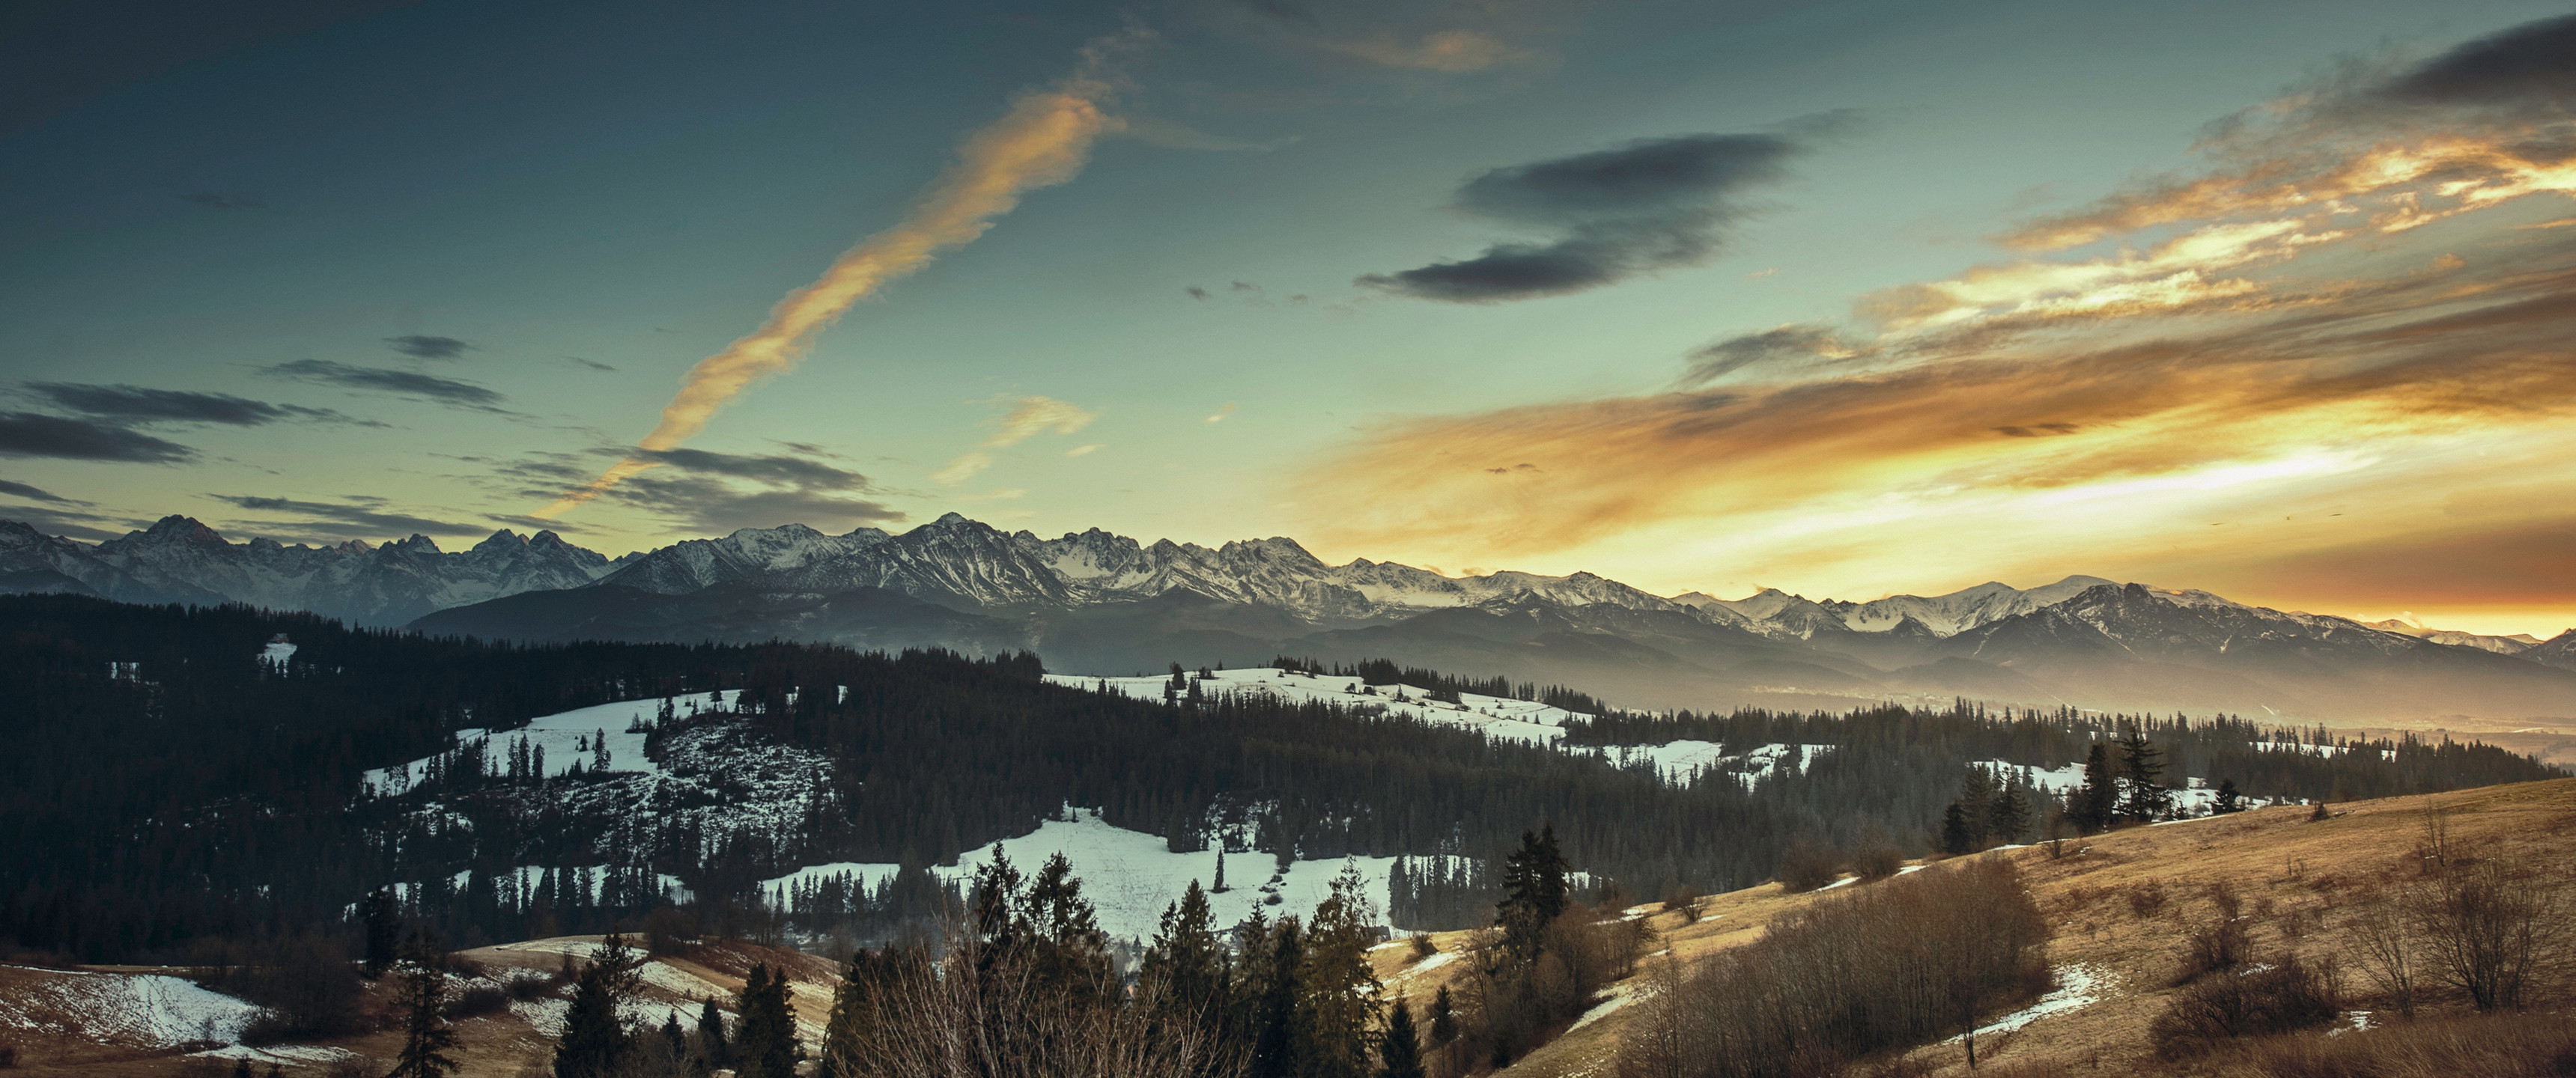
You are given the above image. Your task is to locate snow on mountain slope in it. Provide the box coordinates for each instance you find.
[0,515,622,624]
[1831,576,2117,635]
[2357,618,2542,655]
[363,691,747,791]
[1047,666,1585,745]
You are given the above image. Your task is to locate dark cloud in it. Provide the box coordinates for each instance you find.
[568,357,617,372]
[208,494,485,541]
[632,448,874,490]
[2379,13,2576,106]
[179,192,264,210]
[386,334,473,359]
[0,412,192,462]
[1677,325,1874,386]
[1185,285,1211,300]
[482,445,896,536]
[21,382,373,426]
[0,478,86,504]
[261,359,513,412]
[484,513,579,535]
[1357,133,1802,302]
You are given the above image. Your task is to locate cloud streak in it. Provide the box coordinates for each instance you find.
[386,335,473,359]
[534,35,1140,519]
[1358,133,1803,302]
[22,382,368,426]
[933,396,1097,484]
[261,359,512,412]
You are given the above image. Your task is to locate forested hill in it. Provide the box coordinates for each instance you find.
[0,594,2558,965]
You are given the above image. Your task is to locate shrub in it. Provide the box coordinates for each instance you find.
[1776,838,1844,894]
[1664,885,1703,923]
[2410,856,2568,1011]
[446,984,510,1018]
[502,970,559,1001]
[2125,881,2169,919]
[1409,934,1437,960]
[2235,1009,2576,1078]
[2149,954,2339,1059]
[1852,840,1907,881]
[2175,882,2252,984]
[1619,859,2052,1078]
[0,1040,17,1068]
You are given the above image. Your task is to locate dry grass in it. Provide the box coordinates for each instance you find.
[1456,777,2576,1078]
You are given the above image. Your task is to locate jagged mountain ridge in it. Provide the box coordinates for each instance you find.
[0,515,631,626]
[10,511,2576,719]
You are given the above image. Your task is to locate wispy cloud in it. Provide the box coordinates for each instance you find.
[0,479,87,505]
[1329,29,1534,73]
[22,383,372,426]
[261,359,514,413]
[934,396,1098,484]
[386,335,473,360]
[209,494,488,541]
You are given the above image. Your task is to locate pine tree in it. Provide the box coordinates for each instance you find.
[1296,863,1383,1078]
[660,1011,687,1059]
[2213,777,2244,814]
[817,956,877,1078]
[2076,743,2118,832]
[694,997,729,1069]
[1940,801,1975,856]
[554,934,640,1078]
[388,934,461,1078]
[1427,984,1458,1047]
[361,889,401,978]
[1988,785,2032,845]
[734,963,800,1078]
[1140,880,1227,1037]
[1498,825,1570,958]
[1379,998,1427,1078]
[2117,725,2171,823]
[1248,917,1304,1078]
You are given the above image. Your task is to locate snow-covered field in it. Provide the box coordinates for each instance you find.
[1050,669,1581,746]
[1948,964,2106,1042]
[0,966,266,1047]
[763,808,1400,943]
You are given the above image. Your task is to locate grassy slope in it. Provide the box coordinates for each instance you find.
[1373,777,2576,1078]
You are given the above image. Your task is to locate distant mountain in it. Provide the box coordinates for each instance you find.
[2357,618,2545,655]
[11,511,2576,721]
[0,515,632,625]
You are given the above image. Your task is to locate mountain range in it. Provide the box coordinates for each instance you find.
[6,511,2574,722]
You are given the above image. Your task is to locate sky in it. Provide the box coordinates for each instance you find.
[4,0,2575,636]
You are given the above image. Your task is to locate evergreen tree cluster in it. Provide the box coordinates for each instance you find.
[1,594,2557,966]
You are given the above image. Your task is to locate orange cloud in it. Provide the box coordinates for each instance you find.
[1288,40,2576,627]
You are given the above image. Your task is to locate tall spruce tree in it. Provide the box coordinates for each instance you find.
[1248,917,1304,1078]
[733,963,801,1078]
[1988,784,2032,844]
[2076,743,2118,832]
[553,935,641,1078]
[361,889,401,979]
[386,937,460,1078]
[1427,985,1459,1047]
[2117,725,2172,823]
[1498,825,1571,958]
[1379,998,1427,1078]
[694,997,729,1070]
[1140,880,1227,1037]
[1295,864,1383,1078]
